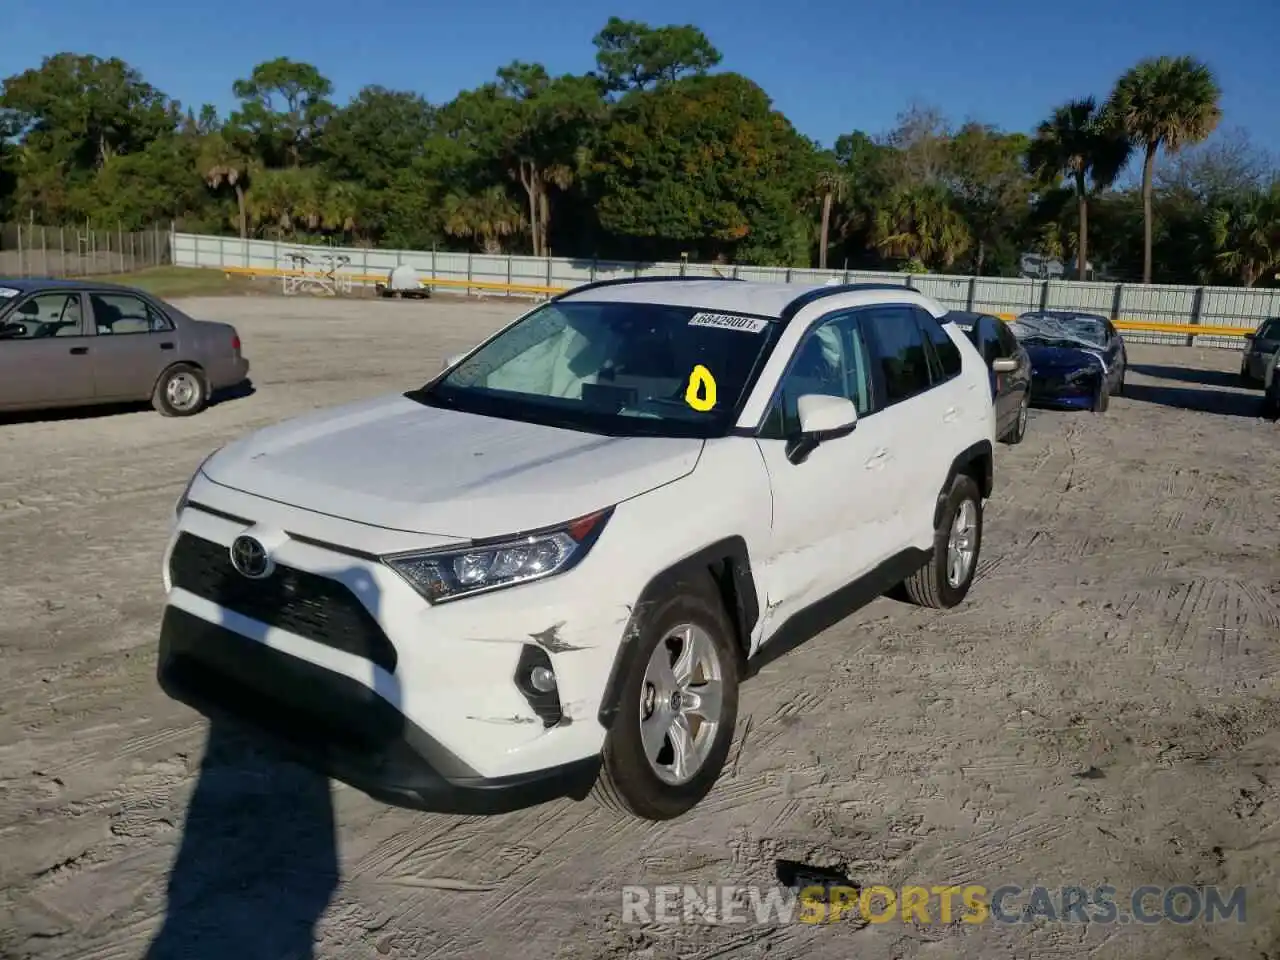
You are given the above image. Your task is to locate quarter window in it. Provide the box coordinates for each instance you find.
[89,293,173,335]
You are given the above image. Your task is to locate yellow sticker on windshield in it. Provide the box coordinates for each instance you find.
[685,365,717,412]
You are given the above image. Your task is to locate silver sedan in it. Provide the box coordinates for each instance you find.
[0,278,249,416]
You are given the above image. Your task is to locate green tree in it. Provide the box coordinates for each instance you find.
[590,17,721,95]
[198,126,255,237]
[443,186,526,253]
[872,183,971,270]
[231,58,335,168]
[1107,55,1223,283]
[591,72,815,264]
[1206,183,1280,286]
[813,162,847,270]
[945,123,1033,274]
[320,86,435,187]
[1027,97,1131,280]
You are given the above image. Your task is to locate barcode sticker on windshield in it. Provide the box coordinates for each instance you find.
[688,312,769,334]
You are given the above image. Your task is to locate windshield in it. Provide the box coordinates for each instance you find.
[414,300,782,437]
[1012,313,1108,349]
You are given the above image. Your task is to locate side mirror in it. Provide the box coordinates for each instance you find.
[0,321,27,339]
[441,352,465,372]
[786,394,857,464]
[991,357,1018,373]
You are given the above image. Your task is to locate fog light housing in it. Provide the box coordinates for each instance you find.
[514,644,563,727]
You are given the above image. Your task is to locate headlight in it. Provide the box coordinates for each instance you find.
[176,447,221,516]
[384,507,613,603]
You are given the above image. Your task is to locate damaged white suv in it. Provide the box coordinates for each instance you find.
[158,278,996,821]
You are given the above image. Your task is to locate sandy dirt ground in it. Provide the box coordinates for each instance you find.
[1,294,1278,960]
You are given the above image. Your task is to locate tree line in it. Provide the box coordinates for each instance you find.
[1,18,1276,286]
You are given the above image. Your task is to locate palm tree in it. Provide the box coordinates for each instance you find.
[1027,98,1131,281]
[1107,56,1223,283]
[871,184,971,270]
[198,131,253,239]
[443,187,527,254]
[814,167,848,270]
[1206,184,1280,286]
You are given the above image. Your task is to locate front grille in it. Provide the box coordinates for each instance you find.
[169,532,398,672]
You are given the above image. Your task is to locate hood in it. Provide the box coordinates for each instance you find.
[202,393,704,538]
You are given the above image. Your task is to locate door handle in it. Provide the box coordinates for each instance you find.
[943,406,958,422]
[160,342,175,350]
[69,346,89,355]
[865,449,888,469]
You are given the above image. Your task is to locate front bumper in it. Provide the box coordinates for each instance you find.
[158,483,636,786]
[158,606,600,812]
[1029,374,1099,408]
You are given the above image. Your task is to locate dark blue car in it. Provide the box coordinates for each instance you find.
[1010,311,1127,413]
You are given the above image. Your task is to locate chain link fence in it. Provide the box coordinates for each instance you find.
[0,223,172,278]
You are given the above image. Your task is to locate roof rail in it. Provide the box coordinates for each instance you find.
[551,274,744,301]
[778,282,916,324]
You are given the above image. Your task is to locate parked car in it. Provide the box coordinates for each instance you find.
[1240,317,1280,385]
[0,278,249,416]
[947,311,1032,444]
[1262,347,1280,419]
[1011,310,1127,413]
[157,278,997,821]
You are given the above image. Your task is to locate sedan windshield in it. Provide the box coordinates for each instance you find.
[413,300,782,437]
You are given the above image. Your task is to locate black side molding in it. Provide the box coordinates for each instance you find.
[934,440,994,528]
[552,274,743,302]
[745,547,930,677]
[597,536,759,729]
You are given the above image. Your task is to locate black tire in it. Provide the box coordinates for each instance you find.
[899,473,983,609]
[152,363,209,417]
[591,577,740,821]
[1091,379,1110,413]
[1115,365,1125,397]
[1002,393,1028,445]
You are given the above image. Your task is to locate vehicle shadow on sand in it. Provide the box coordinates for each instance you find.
[145,563,386,960]
[1127,362,1245,390]
[1120,381,1265,419]
[0,380,255,425]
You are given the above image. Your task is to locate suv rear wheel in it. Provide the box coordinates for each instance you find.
[592,578,740,820]
[899,473,983,609]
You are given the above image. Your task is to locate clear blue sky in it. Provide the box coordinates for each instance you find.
[5,0,1279,157]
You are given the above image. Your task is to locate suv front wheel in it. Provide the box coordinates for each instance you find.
[592,578,740,820]
[899,473,984,609]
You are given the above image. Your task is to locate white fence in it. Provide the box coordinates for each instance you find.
[173,232,1280,348]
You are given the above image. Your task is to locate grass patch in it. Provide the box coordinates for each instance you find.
[92,266,262,298]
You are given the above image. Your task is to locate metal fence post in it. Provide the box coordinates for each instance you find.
[41,226,48,276]
[60,226,66,276]
[507,254,513,299]
[467,252,473,296]
[16,223,22,277]
[1187,286,1204,347]
[966,277,977,311]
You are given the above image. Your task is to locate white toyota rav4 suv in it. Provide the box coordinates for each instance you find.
[158,278,996,821]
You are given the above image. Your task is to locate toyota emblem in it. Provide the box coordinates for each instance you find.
[229,535,273,579]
